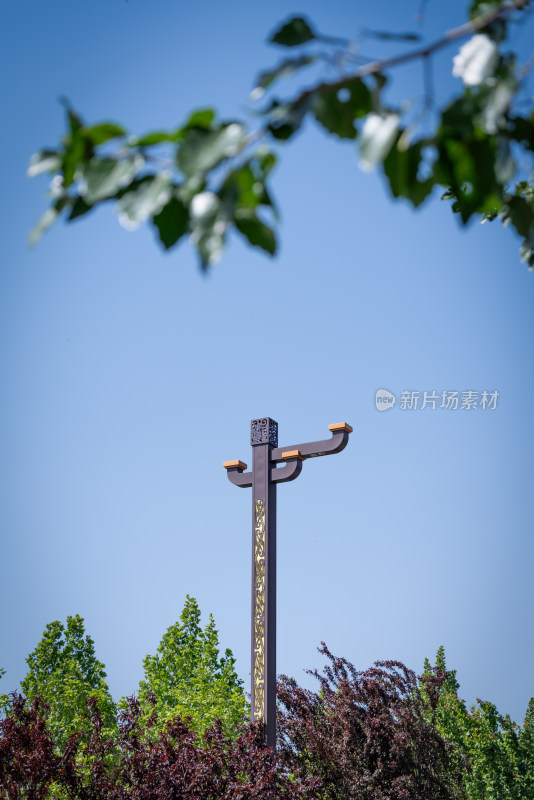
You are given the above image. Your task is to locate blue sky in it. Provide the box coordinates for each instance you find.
[1,0,533,725]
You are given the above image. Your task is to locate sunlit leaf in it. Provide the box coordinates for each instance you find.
[452,34,498,86]
[27,150,60,177]
[29,198,69,246]
[189,192,226,268]
[358,113,399,171]
[82,158,141,204]
[177,123,245,177]
[117,173,172,228]
[480,76,515,134]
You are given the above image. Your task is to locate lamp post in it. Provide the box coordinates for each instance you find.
[224,417,352,748]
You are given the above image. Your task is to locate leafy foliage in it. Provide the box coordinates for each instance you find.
[28,3,534,270]
[0,694,69,799]
[0,692,317,800]
[19,615,116,750]
[277,642,464,800]
[2,638,534,799]
[137,595,248,737]
[28,102,278,270]
[421,646,534,800]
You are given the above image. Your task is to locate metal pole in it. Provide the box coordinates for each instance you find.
[224,417,352,748]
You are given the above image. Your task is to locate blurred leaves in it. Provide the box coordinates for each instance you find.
[28,4,534,271]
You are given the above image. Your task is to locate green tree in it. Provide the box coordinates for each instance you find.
[421,646,534,800]
[0,668,7,716]
[20,615,116,750]
[137,595,248,737]
[28,1,534,270]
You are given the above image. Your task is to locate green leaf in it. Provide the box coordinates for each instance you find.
[130,130,183,147]
[503,196,534,239]
[117,173,172,228]
[220,163,271,211]
[152,196,189,250]
[267,99,310,141]
[66,104,84,136]
[27,150,61,177]
[313,78,372,140]
[515,181,534,201]
[469,0,508,40]
[67,196,93,221]
[253,55,316,97]
[82,157,141,204]
[82,123,127,145]
[184,108,217,130]
[234,209,276,254]
[508,116,534,151]
[434,98,500,222]
[256,148,277,179]
[270,16,315,47]
[383,136,434,207]
[435,135,498,223]
[58,105,94,188]
[29,209,59,247]
[177,123,245,177]
[62,133,89,189]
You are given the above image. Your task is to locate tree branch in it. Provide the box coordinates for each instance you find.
[288,0,531,108]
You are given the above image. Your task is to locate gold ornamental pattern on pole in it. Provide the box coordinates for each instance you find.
[253,498,266,722]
